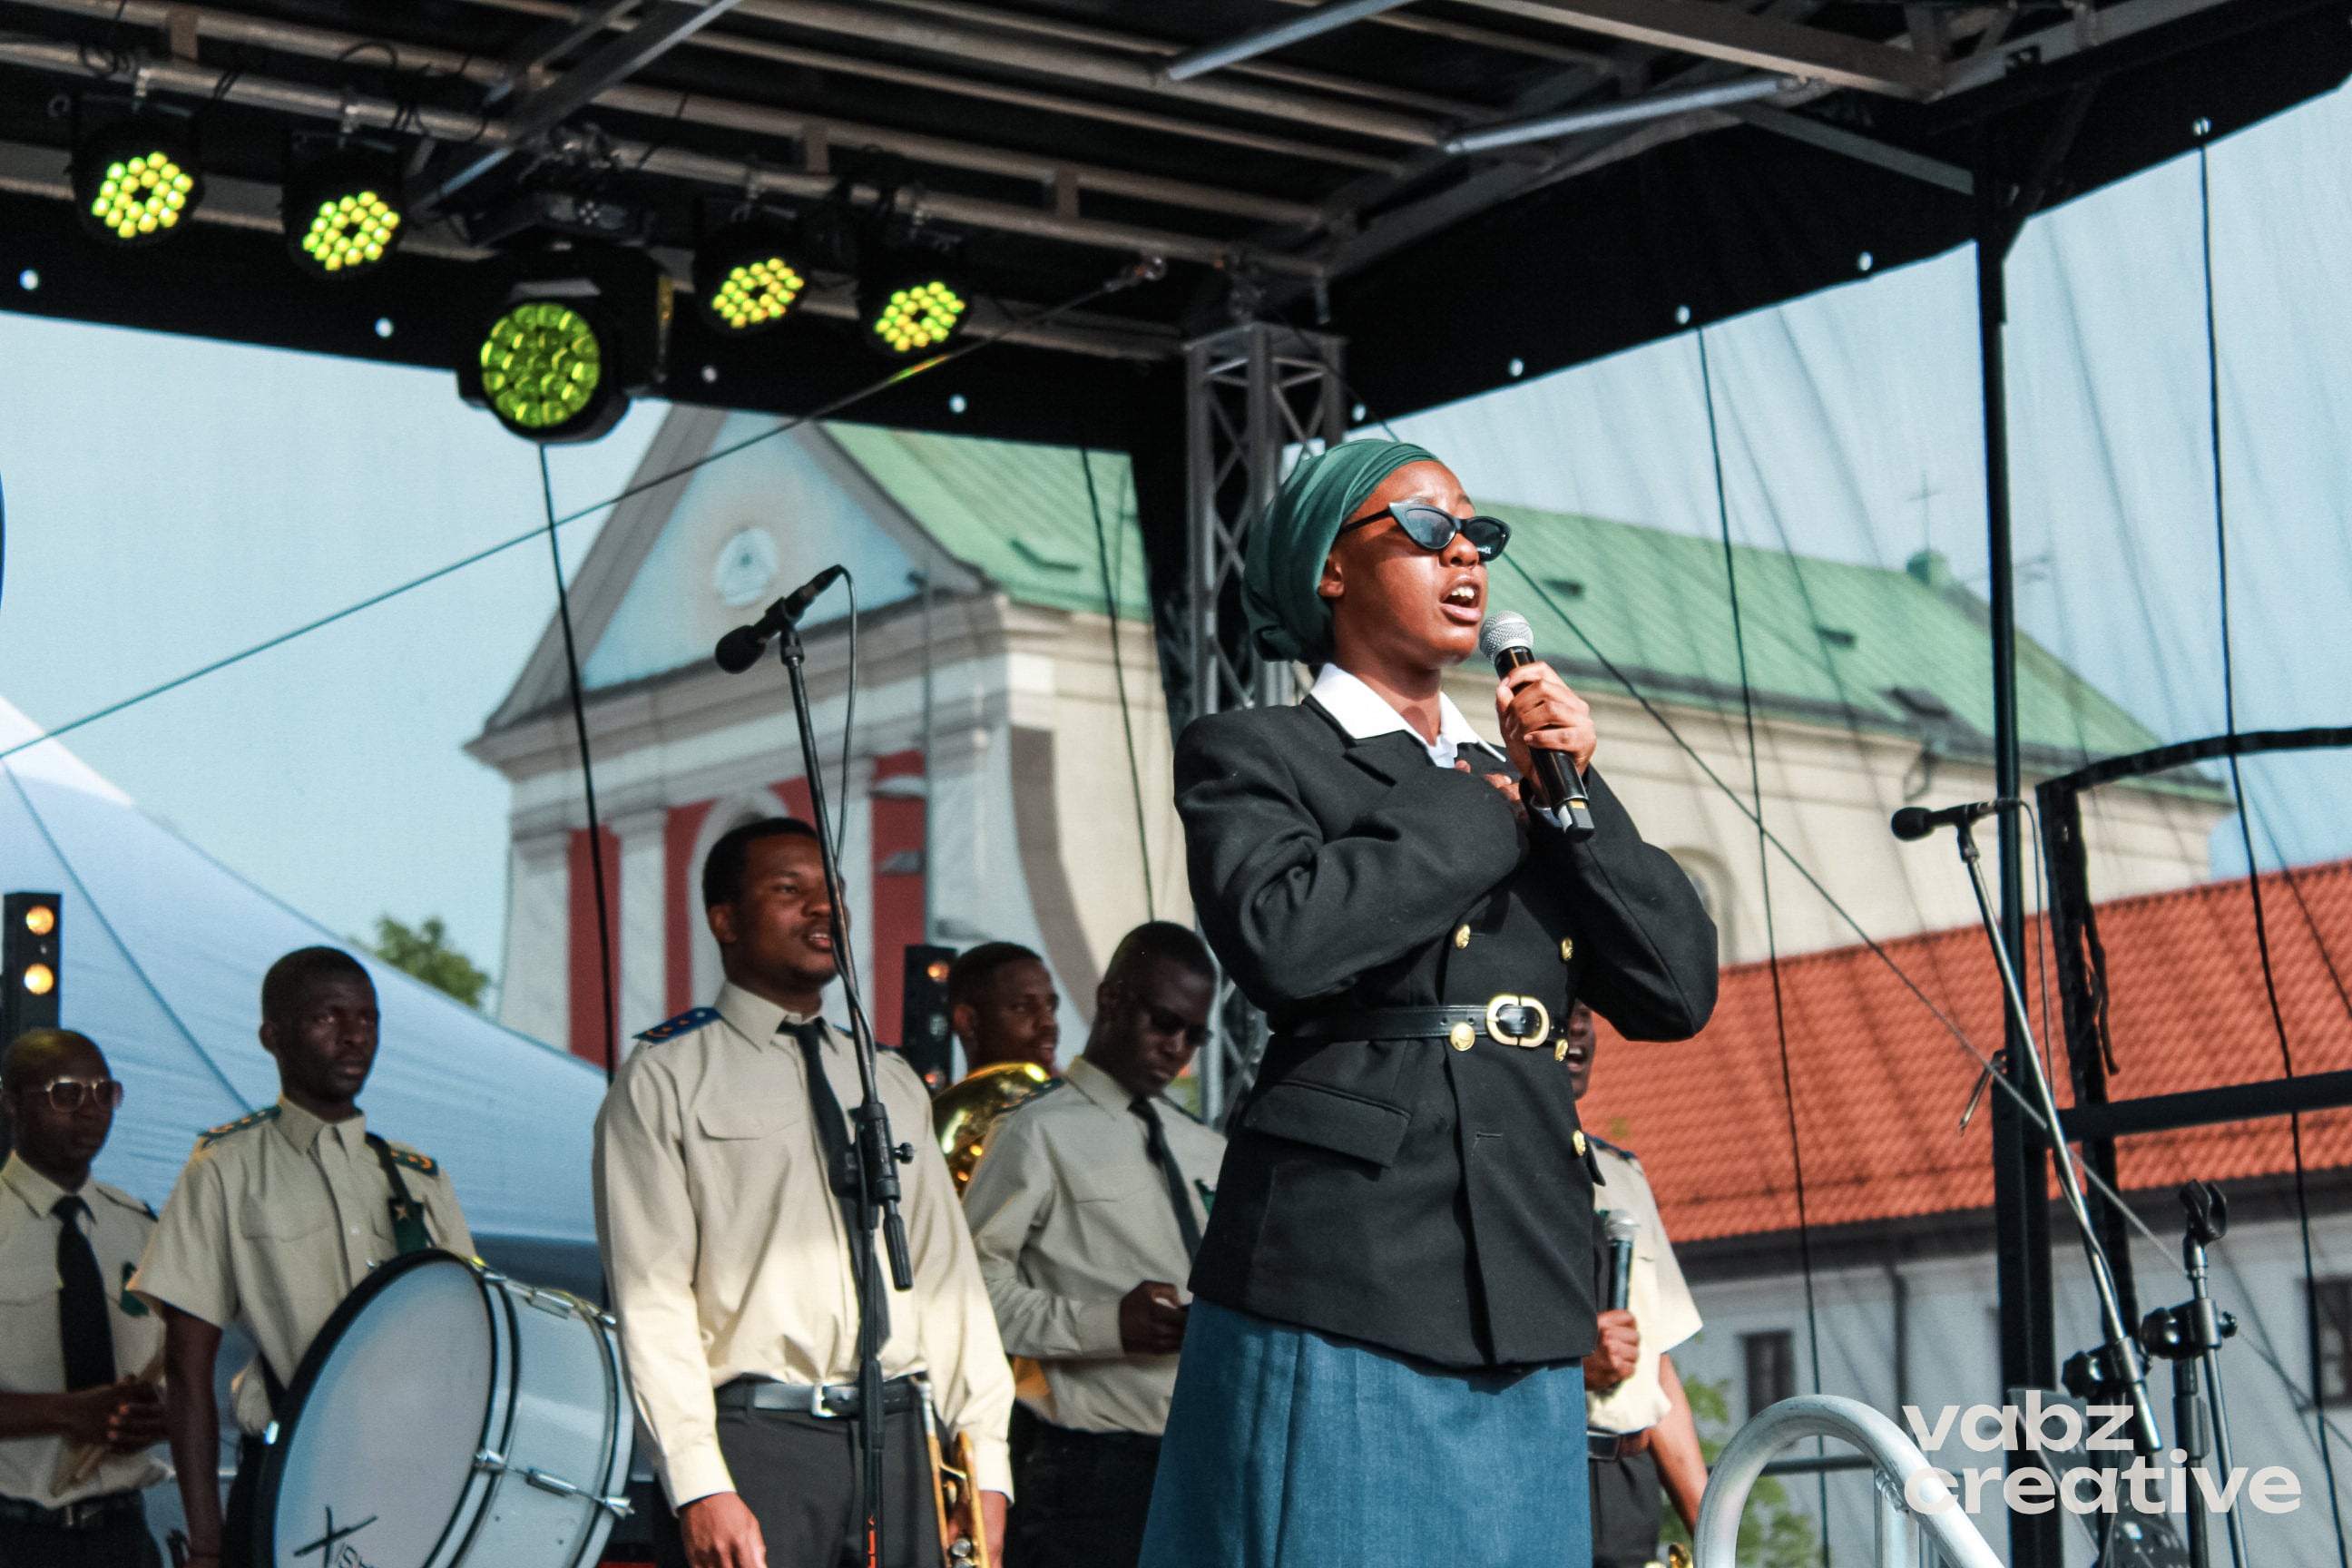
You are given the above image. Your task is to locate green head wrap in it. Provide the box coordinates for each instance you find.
[1241,438,1438,666]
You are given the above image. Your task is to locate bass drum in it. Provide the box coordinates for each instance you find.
[253,1250,632,1568]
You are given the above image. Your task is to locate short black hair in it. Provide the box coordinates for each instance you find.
[261,946,372,1024]
[1,1028,102,1094]
[701,816,820,910]
[947,942,1045,1010]
[1103,922,1216,992]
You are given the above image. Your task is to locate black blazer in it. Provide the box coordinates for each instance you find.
[1175,698,1717,1368]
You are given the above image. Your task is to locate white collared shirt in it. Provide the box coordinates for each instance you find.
[1308,663,1493,769]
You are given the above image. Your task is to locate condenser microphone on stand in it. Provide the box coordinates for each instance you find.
[1604,1210,1641,1313]
[1476,612,1595,838]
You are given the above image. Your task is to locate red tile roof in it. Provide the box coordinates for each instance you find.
[1578,859,2352,1243]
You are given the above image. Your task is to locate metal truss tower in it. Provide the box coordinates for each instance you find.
[1178,320,1347,1122]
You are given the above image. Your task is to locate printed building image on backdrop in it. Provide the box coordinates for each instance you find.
[475,406,2223,1061]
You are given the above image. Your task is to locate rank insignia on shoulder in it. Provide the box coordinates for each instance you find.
[637,1006,722,1043]
[1588,1132,1638,1165]
[201,1105,280,1145]
[1195,1178,1216,1214]
[387,1145,440,1178]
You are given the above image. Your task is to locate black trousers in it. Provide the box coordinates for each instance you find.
[1590,1449,1663,1568]
[222,1436,264,1568]
[651,1406,944,1568]
[1009,1420,1161,1568]
[0,1496,160,1568]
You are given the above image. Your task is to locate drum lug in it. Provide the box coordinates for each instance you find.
[599,1494,634,1518]
[524,1467,588,1501]
[474,1448,508,1475]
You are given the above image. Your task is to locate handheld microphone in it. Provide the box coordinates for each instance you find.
[1890,798,2019,842]
[1604,1210,1641,1312]
[714,565,848,672]
[1477,612,1595,838]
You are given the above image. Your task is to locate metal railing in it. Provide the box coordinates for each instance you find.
[1694,1396,2000,1568]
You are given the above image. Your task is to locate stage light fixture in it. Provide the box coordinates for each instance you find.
[693,222,808,335]
[859,261,970,357]
[74,121,203,248]
[472,299,622,441]
[284,155,404,278]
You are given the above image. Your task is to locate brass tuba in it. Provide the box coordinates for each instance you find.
[933,1061,1052,1191]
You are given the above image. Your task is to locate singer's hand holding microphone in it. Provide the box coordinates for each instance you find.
[1478,612,1598,838]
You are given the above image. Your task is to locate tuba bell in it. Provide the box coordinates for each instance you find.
[933,1061,1052,1191]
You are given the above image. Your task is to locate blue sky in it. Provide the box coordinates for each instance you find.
[3,83,2347,1012]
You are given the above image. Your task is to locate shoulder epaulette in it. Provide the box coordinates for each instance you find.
[385,1143,441,1178]
[200,1105,279,1145]
[637,1006,722,1043]
[94,1182,157,1220]
[1587,1132,1638,1165]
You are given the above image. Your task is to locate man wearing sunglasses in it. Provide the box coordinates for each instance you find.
[134,947,473,1568]
[0,1029,167,1568]
[961,922,1222,1568]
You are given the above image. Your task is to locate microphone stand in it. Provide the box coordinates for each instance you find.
[1945,820,2164,1459]
[730,607,916,1568]
[2141,1183,2248,1568]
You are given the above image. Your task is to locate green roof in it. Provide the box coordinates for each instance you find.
[828,424,2161,765]
[827,422,1150,620]
[1487,504,2164,763]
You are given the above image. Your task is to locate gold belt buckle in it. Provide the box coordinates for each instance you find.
[1484,994,1551,1048]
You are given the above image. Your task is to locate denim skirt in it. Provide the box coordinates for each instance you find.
[1139,1300,1593,1568]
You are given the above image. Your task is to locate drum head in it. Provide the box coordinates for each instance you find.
[257,1250,497,1568]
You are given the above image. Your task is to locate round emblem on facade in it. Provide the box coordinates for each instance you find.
[713,526,780,607]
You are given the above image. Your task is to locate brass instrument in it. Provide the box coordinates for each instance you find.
[932,1061,1052,1191]
[917,1378,995,1568]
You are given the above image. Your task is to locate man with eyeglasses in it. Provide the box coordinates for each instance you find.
[961,922,1222,1568]
[132,947,473,1568]
[0,1029,167,1568]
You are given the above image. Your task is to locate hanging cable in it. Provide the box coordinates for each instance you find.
[1080,446,1154,918]
[2254,799,2352,1023]
[1697,328,1831,1556]
[539,448,619,1083]
[2199,137,2349,1563]
[0,268,1143,770]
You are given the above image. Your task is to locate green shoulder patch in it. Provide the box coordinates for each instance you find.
[200,1105,280,1146]
[386,1144,440,1178]
[118,1261,151,1318]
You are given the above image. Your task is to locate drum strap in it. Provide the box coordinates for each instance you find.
[364,1134,436,1257]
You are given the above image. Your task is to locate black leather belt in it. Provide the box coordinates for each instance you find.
[0,1489,146,1531]
[1288,997,1563,1054]
[716,1376,921,1419]
[1587,1429,1643,1461]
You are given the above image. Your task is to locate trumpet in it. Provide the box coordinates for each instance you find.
[917,1378,995,1568]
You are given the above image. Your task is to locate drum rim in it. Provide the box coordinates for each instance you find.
[250,1249,502,1568]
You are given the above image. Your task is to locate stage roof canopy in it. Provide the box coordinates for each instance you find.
[2,0,2346,444]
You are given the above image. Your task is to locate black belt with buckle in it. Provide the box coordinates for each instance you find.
[716,1376,921,1419]
[1587,1429,1644,1462]
[1287,997,1562,1054]
[0,1489,146,1531]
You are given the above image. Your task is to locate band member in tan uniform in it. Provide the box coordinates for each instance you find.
[597,817,1013,1568]
[134,948,471,1568]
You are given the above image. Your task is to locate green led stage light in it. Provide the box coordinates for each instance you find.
[693,222,808,335]
[860,263,969,356]
[470,299,628,443]
[285,156,404,278]
[74,122,203,248]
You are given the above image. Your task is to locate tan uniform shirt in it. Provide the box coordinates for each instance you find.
[594,985,1015,1507]
[961,1056,1225,1437]
[0,1156,167,1505]
[132,1097,473,1435]
[1585,1139,1701,1436]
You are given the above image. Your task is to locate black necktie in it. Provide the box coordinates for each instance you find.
[783,1020,863,1240]
[54,1195,116,1391]
[1130,1098,1203,1263]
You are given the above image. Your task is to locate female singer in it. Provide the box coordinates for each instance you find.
[1140,440,1718,1567]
